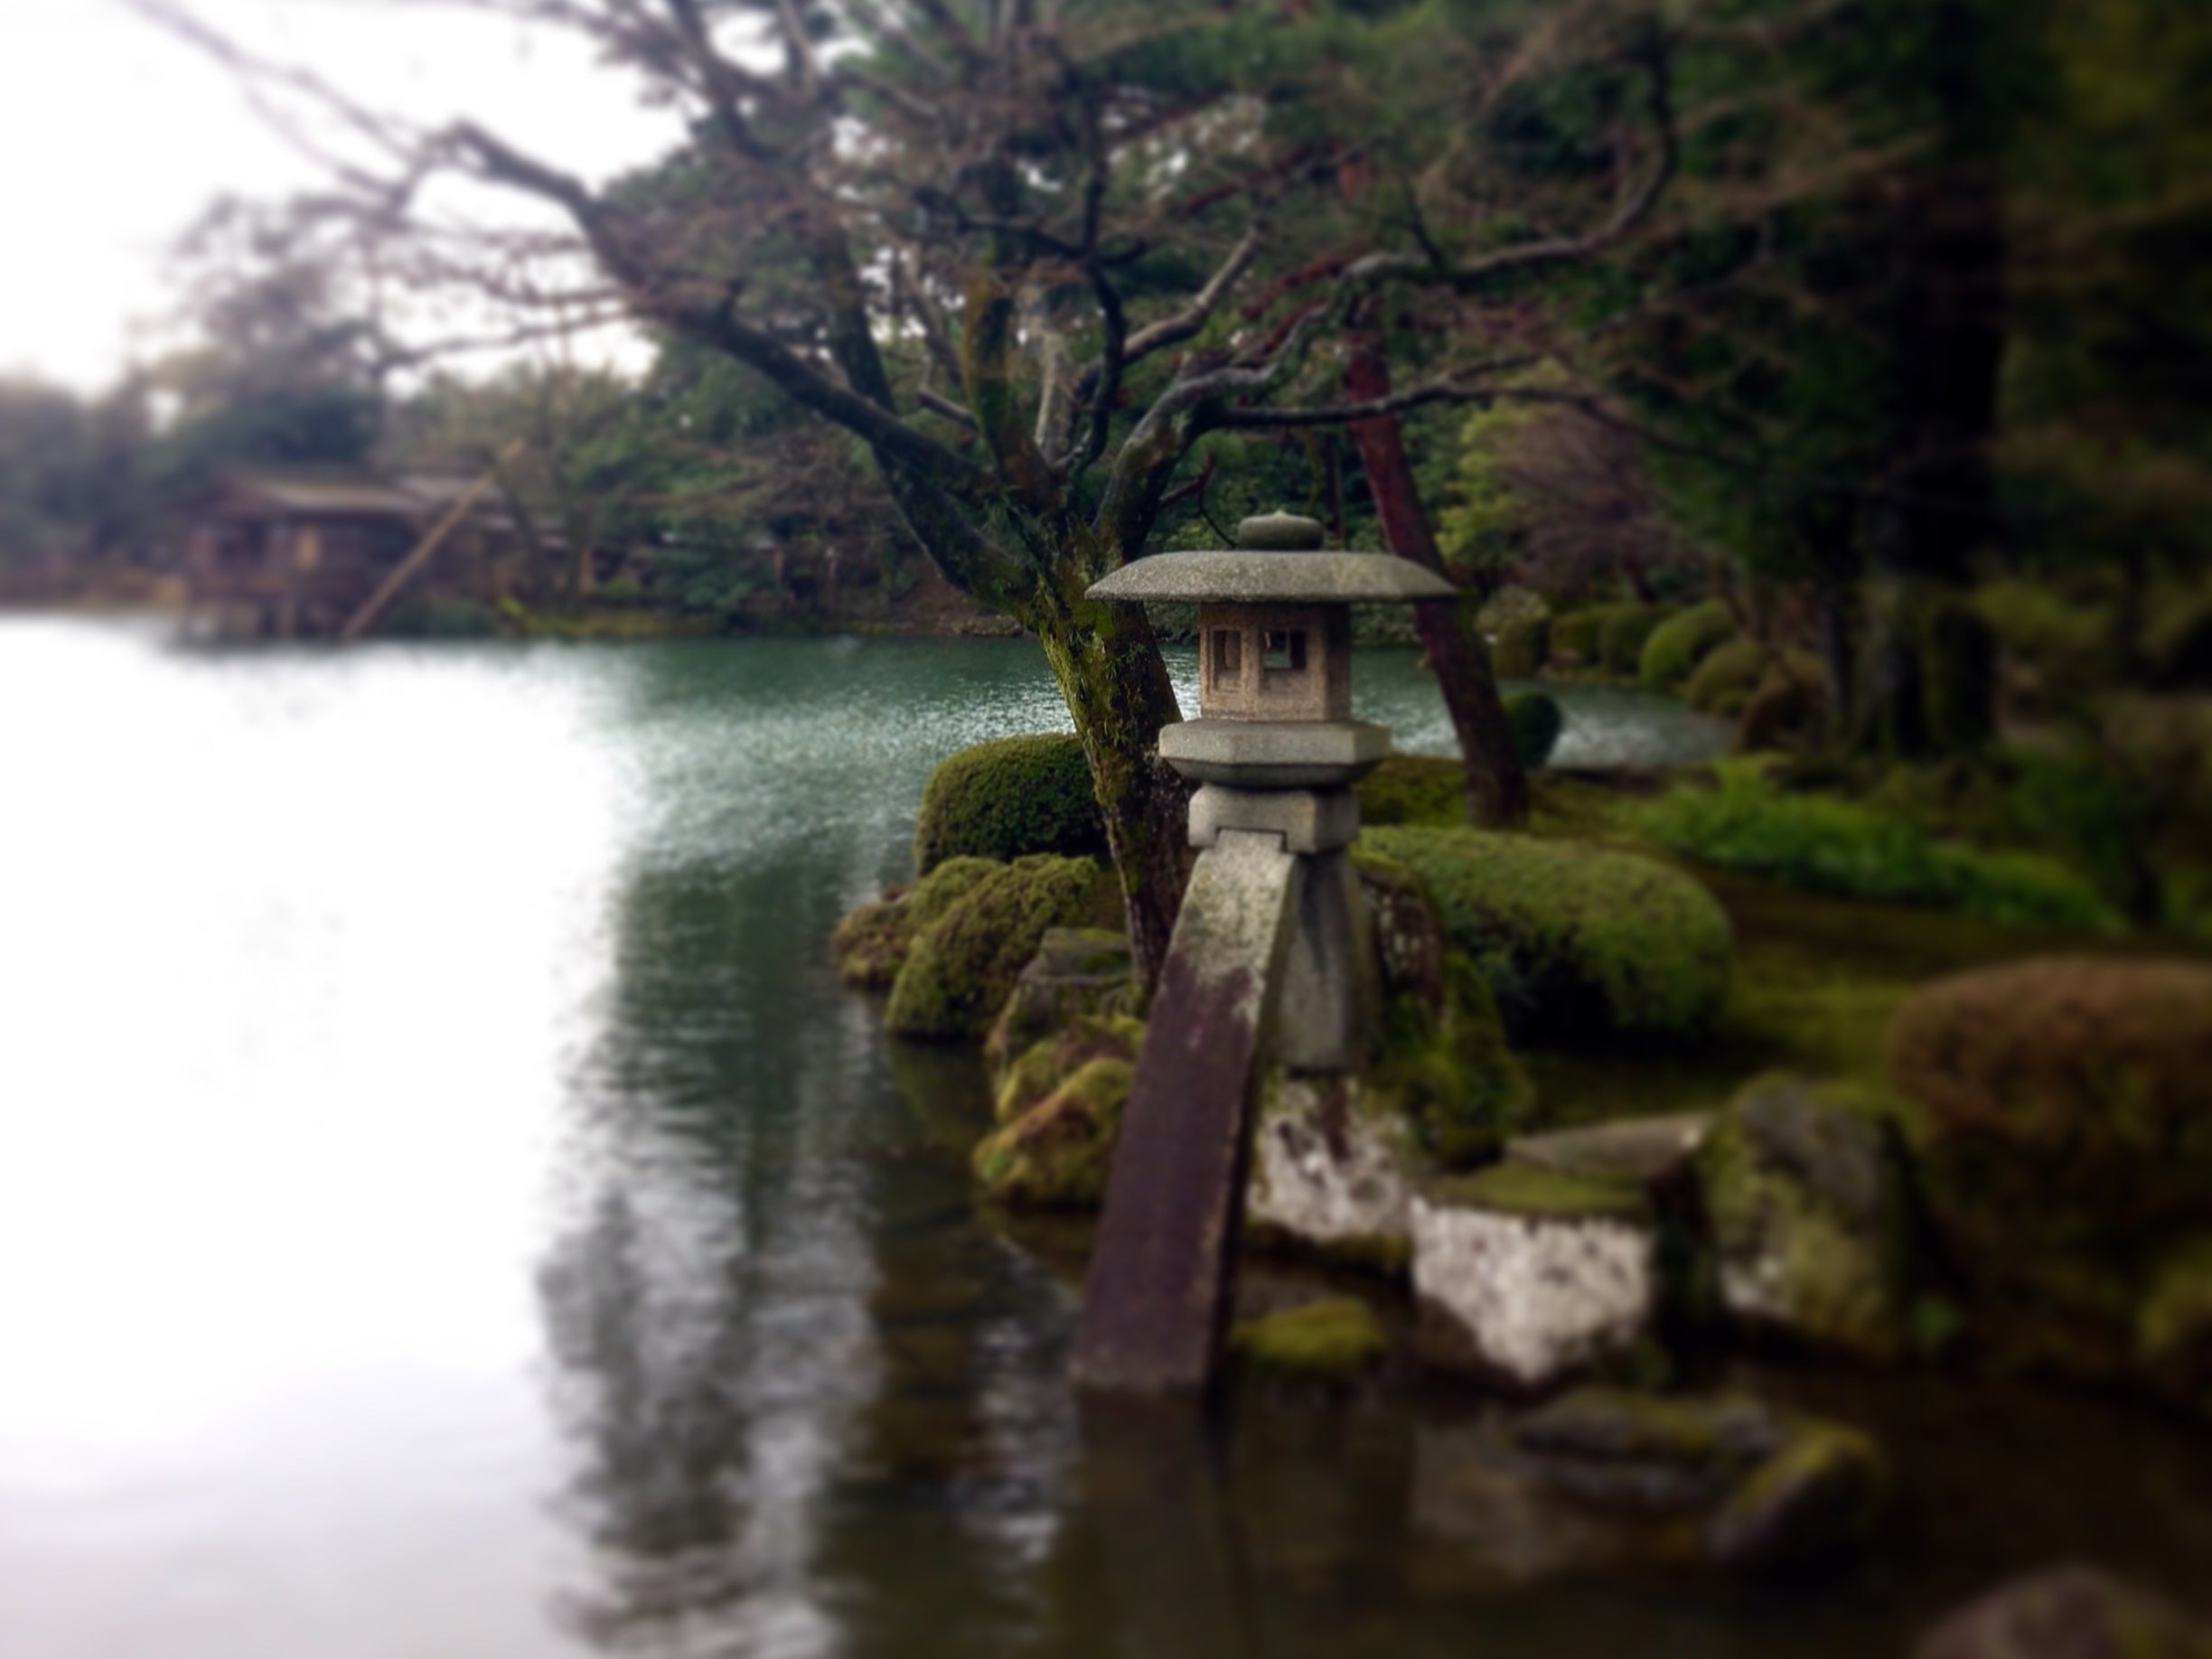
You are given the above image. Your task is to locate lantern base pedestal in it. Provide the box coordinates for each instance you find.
[1158,718,1390,789]
[1187,783,1360,854]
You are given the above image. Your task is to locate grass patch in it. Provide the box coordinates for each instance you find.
[1631,762,2124,933]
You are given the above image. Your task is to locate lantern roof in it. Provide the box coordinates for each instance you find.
[1086,512,1457,605]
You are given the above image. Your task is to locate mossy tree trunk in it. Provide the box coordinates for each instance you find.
[1343,324,1531,828]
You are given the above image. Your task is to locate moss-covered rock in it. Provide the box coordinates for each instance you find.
[828,856,1002,988]
[982,927,1132,1076]
[1639,600,1736,690]
[1508,1387,1888,1573]
[1494,615,1550,679]
[1360,826,1734,1044]
[1915,1566,2212,1659]
[1511,1385,1786,1497]
[913,734,1108,874]
[1704,1421,1889,1574]
[1698,1076,1910,1359]
[991,1012,1145,1126]
[886,855,1120,1040]
[1231,1297,1390,1381]
[971,1054,1132,1209]
[1683,637,1770,717]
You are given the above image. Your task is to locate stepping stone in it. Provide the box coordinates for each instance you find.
[1505,1112,1712,1189]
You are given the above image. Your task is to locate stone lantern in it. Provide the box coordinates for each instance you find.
[1072,511,1454,1393]
[1086,510,1454,1071]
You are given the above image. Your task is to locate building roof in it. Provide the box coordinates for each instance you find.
[218,472,424,518]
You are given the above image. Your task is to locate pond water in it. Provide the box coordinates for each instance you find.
[2,620,2205,1659]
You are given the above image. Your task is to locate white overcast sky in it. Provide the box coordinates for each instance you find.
[0,0,687,392]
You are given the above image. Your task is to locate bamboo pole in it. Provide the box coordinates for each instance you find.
[338,440,525,642]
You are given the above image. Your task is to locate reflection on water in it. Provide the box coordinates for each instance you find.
[2,622,2204,1659]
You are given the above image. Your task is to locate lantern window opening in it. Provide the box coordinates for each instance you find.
[1208,628,1243,689]
[1261,628,1308,677]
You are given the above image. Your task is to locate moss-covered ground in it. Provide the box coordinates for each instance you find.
[1357,761,2204,1131]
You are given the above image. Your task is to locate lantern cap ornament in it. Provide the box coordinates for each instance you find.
[1086,512,1456,605]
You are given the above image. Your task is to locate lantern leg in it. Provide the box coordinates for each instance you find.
[1070,829,1298,1393]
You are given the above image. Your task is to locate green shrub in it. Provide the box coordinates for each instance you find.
[1504,689,1564,770]
[1633,763,2123,931]
[913,734,1107,874]
[1639,600,1736,690]
[1356,755,1464,827]
[1359,825,1734,1043]
[1493,615,1550,678]
[1683,638,1768,716]
[886,855,1119,1039]
[1549,610,1605,666]
[1598,604,1671,676]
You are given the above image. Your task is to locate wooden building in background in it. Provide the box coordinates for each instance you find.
[182,469,553,638]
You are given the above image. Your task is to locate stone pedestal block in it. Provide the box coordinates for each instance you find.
[1411,1167,1655,1391]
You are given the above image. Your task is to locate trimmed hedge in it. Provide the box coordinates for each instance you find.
[1683,638,1770,716]
[1504,689,1564,770]
[1639,600,1736,690]
[914,734,1107,874]
[1598,604,1672,676]
[1359,825,1734,1042]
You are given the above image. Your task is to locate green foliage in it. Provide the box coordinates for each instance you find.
[1633,763,2123,931]
[1640,601,1737,689]
[1437,396,1550,586]
[913,735,1107,874]
[886,855,1118,1040]
[1373,952,1536,1168]
[1359,825,1735,1043]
